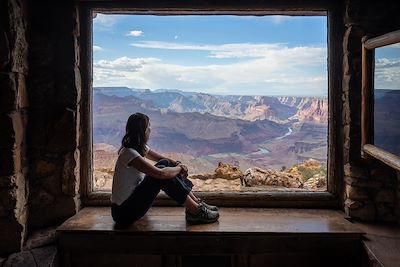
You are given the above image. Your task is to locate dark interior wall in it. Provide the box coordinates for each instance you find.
[0,0,29,255]
[27,1,81,231]
[342,0,400,222]
[1,0,82,261]
[0,0,81,256]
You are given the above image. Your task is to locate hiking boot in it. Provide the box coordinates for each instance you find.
[186,203,219,224]
[197,198,218,211]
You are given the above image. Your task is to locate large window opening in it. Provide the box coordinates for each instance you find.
[91,14,328,193]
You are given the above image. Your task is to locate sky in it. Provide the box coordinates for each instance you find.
[93,14,329,96]
[375,43,400,90]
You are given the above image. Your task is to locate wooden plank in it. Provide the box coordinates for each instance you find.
[58,207,364,266]
[57,207,363,234]
[85,191,340,208]
[78,0,333,11]
[58,233,360,254]
[354,221,400,267]
[364,30,400,50]
[363,144,400,172]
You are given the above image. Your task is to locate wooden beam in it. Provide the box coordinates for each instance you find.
[361,40,374,151]
[364,30,400,50]
[78,0,334,11]
[363,144,400,172]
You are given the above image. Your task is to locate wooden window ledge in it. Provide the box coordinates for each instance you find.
[57,207,367,266]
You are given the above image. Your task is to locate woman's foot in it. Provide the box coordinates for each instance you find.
[197,198,218,211]
[185,203,219,224]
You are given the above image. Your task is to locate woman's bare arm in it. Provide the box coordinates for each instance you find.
[129,156,182,180]
[146,148,178,165]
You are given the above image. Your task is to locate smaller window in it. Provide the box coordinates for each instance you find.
[361,30,400,170]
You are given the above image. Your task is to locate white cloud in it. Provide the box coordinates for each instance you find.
[93,45,104,52]
[375,57,400,89]
[130,41,325,62]
[174,35,178,40]
[93,14,124,30]
[94,42,328,96]
[271,15,292,25]
[94,56,160,71]
[126,30,143,37]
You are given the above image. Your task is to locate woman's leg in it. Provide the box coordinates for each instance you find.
[154,159,199,212]
[156,159,215,209]
[111,176,163,224]
[112,159,197,224]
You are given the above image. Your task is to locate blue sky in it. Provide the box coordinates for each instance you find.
[93,14,330,96]
[375,43,400,90]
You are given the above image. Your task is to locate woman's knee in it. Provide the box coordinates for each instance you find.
[155,158,173,167]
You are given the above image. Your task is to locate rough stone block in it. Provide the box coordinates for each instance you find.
[343,26,364,56]
[343,125,350,157]
[374,189,395,203]
[344,198,364,210]
[0,72,29,112]
[0,73,17,113]
[62,152,77,196]
[30,189,55,207]
[344,164,369,178]
[0,31,10,71]
[0,187,16,217]
[370,166,396,180]
[29,196,76,230]
[345,184,369,200]
[0,114,15,149]
[31,245,58,267]
[376,203,397,223]
[40,174,62,195]
[24,227,57,250]
[0,148,14,177]
[27,113,48,148]
[345,202,376,222]
[344,176,382,188]
[46,109,76,153]
[0,175,12,188]
[34,160,57,178]
[12,147,23,175]
[16,73,28,109]
[8,0,28,75]
[0,217,24,255]
[10,110,26,148]
[3,250,36,267]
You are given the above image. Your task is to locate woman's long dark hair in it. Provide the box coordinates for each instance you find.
[121,113,149,156]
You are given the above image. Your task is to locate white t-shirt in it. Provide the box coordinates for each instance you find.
[111,147,147,205]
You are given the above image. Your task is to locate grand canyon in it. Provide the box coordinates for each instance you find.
[92,87,330,192]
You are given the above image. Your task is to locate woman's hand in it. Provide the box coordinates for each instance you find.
[179,164,189,179]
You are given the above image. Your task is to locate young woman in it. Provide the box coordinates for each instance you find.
[111,112,219,225]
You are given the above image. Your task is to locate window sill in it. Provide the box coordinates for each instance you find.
[83,190,340,208]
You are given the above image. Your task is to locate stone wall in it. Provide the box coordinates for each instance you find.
[27,2,81,230]
[0,0,81,258]
[0,0,29,255]
[342,0,400,222]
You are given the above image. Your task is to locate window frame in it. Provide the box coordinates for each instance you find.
[361,30,400,171]
[79,1,344,208]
